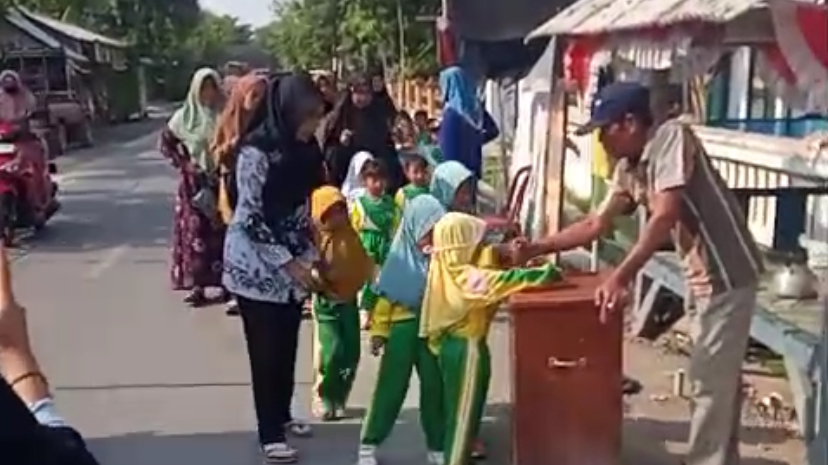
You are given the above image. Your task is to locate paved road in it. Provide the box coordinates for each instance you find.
[12,130,514,465]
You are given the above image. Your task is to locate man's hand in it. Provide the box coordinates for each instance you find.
[497,237,529,266]
[369,336,386,356]
[339,129,353,145]
[594,273,630,324]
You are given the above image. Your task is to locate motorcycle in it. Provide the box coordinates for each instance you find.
[0,120,60,245]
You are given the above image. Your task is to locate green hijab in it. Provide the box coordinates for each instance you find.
[168,67,222,171]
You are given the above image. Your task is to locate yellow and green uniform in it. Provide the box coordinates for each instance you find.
[421,213,560,465]
[313,296,362,413]
[358,298,444,451]
[394,183,431,210]
[311,187,374,415]
[349,194,399,311]
[357,194,448,458]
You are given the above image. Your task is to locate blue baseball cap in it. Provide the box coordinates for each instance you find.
[575,82,652,135]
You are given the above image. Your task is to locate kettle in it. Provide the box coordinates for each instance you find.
[773,248,819,299]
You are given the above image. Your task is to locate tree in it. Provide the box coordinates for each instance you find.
[187,12,253,65]
[259,0,439,75]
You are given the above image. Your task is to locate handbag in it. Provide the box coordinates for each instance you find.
[191,170,219,218]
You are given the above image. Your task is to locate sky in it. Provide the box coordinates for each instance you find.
[200,0,275,28]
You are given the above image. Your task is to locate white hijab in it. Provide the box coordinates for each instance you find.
[341,151,374,203]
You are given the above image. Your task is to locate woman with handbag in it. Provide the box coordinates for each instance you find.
[159,67,228,307]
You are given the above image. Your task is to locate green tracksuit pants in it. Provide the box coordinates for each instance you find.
[313,296,361,412]
[360,318,444,452]
[440,334,491,465]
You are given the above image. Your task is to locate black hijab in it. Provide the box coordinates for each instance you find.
[243,73,326,218]
[321,73,393,150]
[320,73,403,190]
[369,69,397,124]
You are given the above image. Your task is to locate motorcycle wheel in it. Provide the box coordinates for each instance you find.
[0,192,17,246]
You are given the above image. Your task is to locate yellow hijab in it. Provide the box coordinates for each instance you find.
[420,212,559,342]
[311,186,374,301]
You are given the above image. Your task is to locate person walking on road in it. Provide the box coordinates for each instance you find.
[420,213,559,465]
[222,72,327,464]
[515,82,764,465]
[309,186,373,421]
[160,67,228,307]
[357,194,447,465]
[436,67,499,185]
[211,73,267,315]
[321,74,403,192]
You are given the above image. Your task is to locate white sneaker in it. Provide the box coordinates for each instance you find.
[285,419,313,437]
[262,442,298,463]
[357,445,378,465]
[426,451,445,464]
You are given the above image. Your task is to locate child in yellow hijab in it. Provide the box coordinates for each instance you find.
[310,186,374,421]
[420,212,560,465]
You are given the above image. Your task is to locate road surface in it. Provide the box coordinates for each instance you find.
[12,128,802,465]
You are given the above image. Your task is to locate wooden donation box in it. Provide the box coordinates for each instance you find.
[509,272,623,465]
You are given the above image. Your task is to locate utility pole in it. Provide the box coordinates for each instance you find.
[396,0,405,75]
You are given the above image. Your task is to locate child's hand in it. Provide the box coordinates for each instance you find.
[360,310,371,330]
[369,336,386,356]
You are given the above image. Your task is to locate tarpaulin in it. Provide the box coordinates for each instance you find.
[768,0,828,112]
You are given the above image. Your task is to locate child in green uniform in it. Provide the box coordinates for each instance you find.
[310,186,375,421]
[420,213,560,465]
[358,194,447,465]
[394,151,432,210]
[345,157,400,328]
[430,161,475,213]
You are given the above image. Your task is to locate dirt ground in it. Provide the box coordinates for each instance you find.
[621,335,805,465]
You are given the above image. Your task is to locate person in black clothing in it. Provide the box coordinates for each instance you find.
[222,72,327,463]
[369,69,397,129]
[314,74,338,115]
[321,74,403,192]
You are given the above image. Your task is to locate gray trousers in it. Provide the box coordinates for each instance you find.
[685,285,757,465]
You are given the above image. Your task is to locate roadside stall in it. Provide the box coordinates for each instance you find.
[518,0,828,464]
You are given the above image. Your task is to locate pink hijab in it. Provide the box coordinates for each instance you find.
[0,70,36,122]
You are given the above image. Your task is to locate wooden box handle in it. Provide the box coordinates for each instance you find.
[547,356,587,369]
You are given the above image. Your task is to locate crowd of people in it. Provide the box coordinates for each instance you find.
[0,60,765,465]
[155,64,542,465]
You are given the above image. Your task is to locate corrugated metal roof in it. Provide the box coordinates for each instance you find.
[4,9,88,62]
[17,7,127,48]
[527,0,767,39]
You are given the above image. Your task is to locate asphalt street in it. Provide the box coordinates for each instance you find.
[12,129,514,465]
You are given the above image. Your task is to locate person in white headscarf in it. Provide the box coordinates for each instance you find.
[340,151,374,204]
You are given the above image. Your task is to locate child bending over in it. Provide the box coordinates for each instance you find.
[310,186,374,421]
[358,194,447,465]
[420,213,560,465]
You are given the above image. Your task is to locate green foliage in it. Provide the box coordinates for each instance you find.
[259,0,439,76]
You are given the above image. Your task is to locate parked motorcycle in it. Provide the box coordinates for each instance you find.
[0,120,60,245]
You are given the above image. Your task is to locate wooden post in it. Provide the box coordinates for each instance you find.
[543,37,569,266]
[812,279,828,465]
[426,79,436,117]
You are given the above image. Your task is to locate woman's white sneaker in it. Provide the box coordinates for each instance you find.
[285,420,313,437]
[426,451,445,464]
[262,442,298,463]
[357,445,378,465]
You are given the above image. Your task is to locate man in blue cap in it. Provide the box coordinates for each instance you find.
[518,81,764,465]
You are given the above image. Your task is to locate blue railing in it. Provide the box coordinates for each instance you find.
[708,115,828,138]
